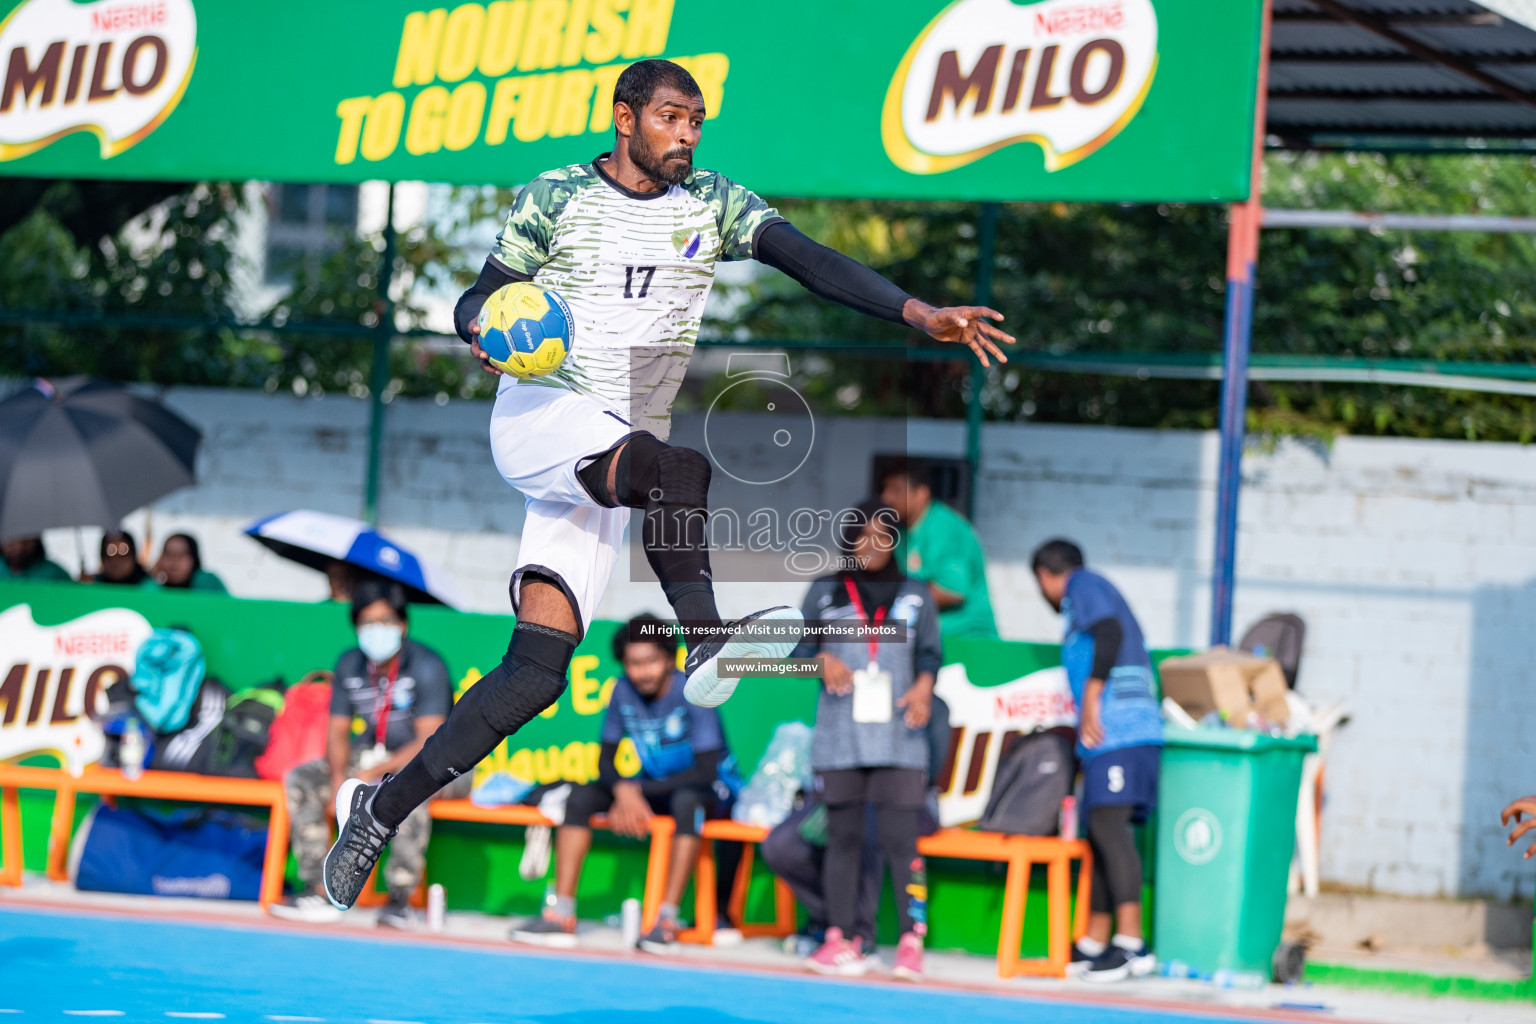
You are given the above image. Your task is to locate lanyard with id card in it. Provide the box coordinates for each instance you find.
[844,579,893,724]
[358,657,400,770]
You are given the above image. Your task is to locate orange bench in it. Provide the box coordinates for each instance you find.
[1,767,1090,978]
[0,764,292,907]
[672,818,1091,978]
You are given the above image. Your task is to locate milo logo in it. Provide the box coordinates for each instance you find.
[1174,807,1223,865]
[0,0,198,160]
[882,0,1157,174]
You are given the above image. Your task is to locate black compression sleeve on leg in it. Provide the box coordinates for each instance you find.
[1087,804,1143,910]
[602,433,723,641]
[372,620,576,828]
[755,222,913,325]
[453,259,532,344]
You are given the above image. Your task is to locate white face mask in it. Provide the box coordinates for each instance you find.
[357,622,404,664]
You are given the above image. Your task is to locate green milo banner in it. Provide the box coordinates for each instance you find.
[0,0,1264,201]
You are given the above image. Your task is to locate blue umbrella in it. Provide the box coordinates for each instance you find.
[244,510,462,608]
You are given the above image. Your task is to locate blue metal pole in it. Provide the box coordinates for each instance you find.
[1210,0,1271,647]
[1211,227,1255,647]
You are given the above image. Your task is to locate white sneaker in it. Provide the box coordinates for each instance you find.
[683,607,805,708]
[268,891,344,923]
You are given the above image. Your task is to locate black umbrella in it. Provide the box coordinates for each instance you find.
[0,378,202,541]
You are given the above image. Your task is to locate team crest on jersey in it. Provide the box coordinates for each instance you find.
[672,228,702,259]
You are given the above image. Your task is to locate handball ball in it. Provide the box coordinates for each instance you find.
[476,282,574,378]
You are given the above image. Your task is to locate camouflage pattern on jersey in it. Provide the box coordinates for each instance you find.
[285,758,470,896]
[487,157,784,439]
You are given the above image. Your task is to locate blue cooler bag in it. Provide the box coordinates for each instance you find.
[72,803,268,900]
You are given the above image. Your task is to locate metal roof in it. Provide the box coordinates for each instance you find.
[1268,0,1536,149]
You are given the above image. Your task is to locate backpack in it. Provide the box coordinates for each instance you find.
[254,672,333,780]
[204,685,285,778]
[978,729,1074,836]
[151,677,231,773]
[1238,612,1306,689]
[132,628,206,733]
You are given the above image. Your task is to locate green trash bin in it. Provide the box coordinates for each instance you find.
[1153,726,1317,977]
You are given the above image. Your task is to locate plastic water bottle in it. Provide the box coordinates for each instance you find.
[1213,969,1267,990]
[621,898,642,947]
[1058,796,1078,838]
[1161,959,1192,979]
[426,884,446,932]
[120,718,146,781]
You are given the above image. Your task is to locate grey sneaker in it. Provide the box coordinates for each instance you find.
[637,917,680,954]
[509,910,578,948]
[376,895,420,930]
[683,606,805,708]
[322,778,396,911]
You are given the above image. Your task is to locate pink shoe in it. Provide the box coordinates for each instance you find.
[892,931,924,981]
[806,927,872,976]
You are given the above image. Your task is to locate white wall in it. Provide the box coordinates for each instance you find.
[36,386,1536,900]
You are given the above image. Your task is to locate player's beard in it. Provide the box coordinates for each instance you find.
[628,129,693,186]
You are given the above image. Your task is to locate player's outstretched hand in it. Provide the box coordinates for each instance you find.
[1502,796,1536,858]
[466,321,503,376]
[904,300,1015,368]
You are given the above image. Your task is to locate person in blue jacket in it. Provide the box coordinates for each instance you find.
[1033,539,1161,982]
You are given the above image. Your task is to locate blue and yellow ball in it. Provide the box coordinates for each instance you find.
[476,282,574,378]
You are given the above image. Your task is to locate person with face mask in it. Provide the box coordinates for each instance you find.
[270,580,467,928]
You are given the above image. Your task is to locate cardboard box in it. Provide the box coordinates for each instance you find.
[1158,646,1290,725]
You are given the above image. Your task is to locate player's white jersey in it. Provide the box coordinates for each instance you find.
[488,155,783,440]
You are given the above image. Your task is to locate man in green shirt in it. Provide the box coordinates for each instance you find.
[0,536,71,583]
[879,460,997,639]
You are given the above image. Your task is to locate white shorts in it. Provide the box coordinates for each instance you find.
[489,383,634,634]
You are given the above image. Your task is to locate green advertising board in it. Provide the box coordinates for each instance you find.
[0,581,1190,953]
[0,0,1263,201]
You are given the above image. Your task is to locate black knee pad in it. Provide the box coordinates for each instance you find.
[580,431,712,510]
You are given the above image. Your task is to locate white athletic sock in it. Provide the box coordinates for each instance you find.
[1076,936,1106,957]
[1112,933,1144,952]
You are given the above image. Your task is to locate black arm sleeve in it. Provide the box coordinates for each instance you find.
[637,748,722,798]
[597,741,622,787]
[755,221,912,325]
[453,259,532,344]
[1087,618,1123,682]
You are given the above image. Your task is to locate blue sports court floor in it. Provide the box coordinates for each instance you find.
[0,904,1332,1024]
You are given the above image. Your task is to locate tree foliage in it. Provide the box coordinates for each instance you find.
[712,152,1536,441]
[4,154,1535,441]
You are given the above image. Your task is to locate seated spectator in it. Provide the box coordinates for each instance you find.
[880,458,998,640]
[94,530,148,585]
[269,579,464,928]
[149,533,228,593]
[511,613,739,954]
[0,535,70,582]
[762,695,949,957]
[1032,539,1161,982]
[793,499,942,980]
